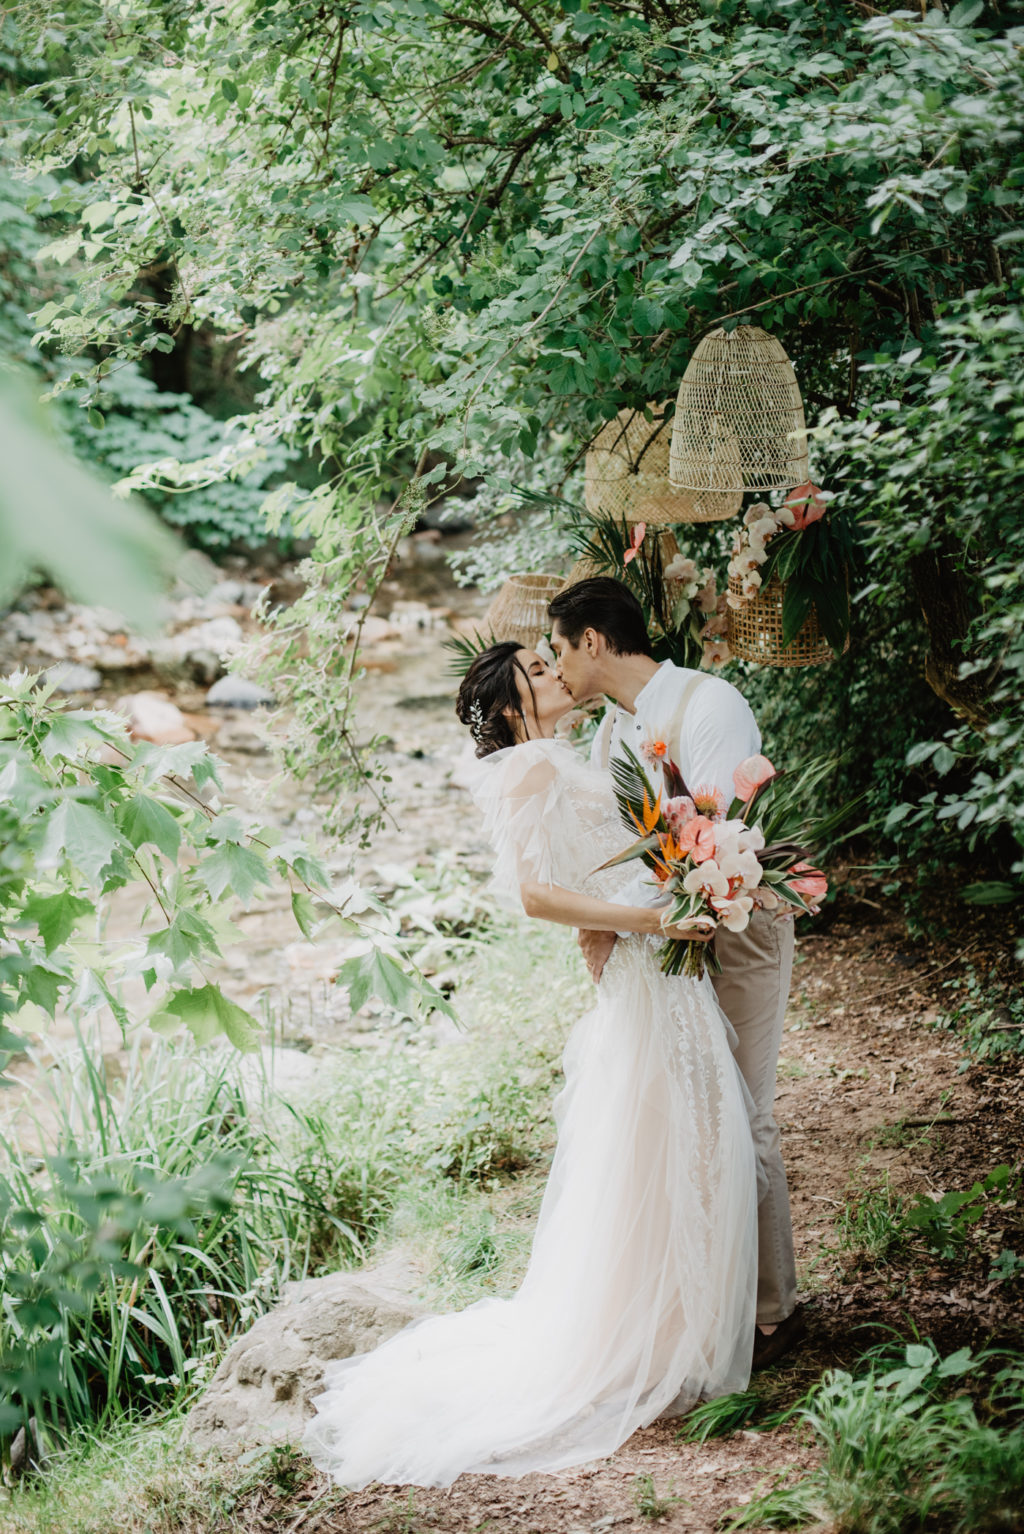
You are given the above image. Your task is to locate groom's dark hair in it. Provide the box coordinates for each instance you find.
[548,577,653,658]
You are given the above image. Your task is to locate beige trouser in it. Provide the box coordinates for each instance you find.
[712,910,798,1325]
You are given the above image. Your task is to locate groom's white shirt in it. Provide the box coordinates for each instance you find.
[590,661,760,803]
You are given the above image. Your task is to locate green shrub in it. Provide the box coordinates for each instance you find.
[65,367,298,552]
[724,1341,1024,1534]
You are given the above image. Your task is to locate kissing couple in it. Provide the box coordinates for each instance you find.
[303,576,804,1490]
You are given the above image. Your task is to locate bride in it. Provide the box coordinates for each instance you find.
[302,641,759,1489]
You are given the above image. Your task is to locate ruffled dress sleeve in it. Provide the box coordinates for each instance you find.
[463,739,571,912]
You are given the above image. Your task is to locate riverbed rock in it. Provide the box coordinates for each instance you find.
[153,616,245,684]
[205,675,276,709]
[44,661,102,693]
[187,1268,424,1451]
[115,691,197,745]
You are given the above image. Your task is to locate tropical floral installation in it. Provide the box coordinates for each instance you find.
[567,510,728,672]
[727,482,854,653]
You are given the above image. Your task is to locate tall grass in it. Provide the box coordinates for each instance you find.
[723,1341,1024,1534]
[0,1035,399,1443]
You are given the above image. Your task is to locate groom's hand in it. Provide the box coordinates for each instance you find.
[577,928,616,983]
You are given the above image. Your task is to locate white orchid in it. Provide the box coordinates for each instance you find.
[711,895,754,932]
[664,554,700,585]
[718,848,763,887]
[682,861,729,899]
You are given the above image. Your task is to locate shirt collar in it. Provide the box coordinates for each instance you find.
[629,660,678,719]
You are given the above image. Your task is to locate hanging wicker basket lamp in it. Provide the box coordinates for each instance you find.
[483,573,564,649]
[670,326,809,504]
[726,574,846,669]
[584,404,735,525]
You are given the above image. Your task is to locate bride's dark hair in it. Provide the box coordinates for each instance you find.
[455,641,538,758]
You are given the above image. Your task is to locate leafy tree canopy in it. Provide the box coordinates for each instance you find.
[6,0,1024,901]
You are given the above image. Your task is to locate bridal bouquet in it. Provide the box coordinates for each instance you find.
[601,747,844,978]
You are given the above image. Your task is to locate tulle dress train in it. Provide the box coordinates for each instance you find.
[303,739,758,1488]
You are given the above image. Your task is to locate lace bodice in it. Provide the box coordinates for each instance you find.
[465,737,647,908]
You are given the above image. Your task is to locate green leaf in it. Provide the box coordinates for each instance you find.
[157,984,261,1050]
[119,794,182,859]
[20,891,94,953]
[290,890,319,939]
[336,948,455,1022]
[22,962,67,1015]
[220,78,238,103]
[38,712,113,763]
[0,368,179,633]
[632,296,664,335]
[41,798,120,883]
[146,908,218,969]
[780,581,816,648]
[198,840,271,903]
[960,880,1020,906]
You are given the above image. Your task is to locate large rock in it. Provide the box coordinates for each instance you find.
[44,661,102,694]
[115,691,197,745]
[187,1268,424,1452]
[153,616,245,684]
[205,675,276,709]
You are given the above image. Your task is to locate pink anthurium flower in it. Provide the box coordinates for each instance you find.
[788,861,828,906]
[676,814,717,862]
[623,522,647,566]
[733,754,776,803]
[784,481,827,531]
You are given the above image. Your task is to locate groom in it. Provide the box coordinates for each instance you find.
[547,576,804,1368]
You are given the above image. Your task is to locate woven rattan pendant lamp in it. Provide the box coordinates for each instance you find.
[483,574,564,649]
[584,404,733,525]
[670,326,808,505]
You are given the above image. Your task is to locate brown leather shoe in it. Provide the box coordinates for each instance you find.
[752,1305,807,1371]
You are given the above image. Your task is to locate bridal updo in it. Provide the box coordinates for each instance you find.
[455,641,537,758]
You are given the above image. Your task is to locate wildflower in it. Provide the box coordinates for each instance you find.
[640,737,667,767]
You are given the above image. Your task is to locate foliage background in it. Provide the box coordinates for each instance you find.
[4,0,1021,916]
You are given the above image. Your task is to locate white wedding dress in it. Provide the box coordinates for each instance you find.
[303,738,758,1488]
